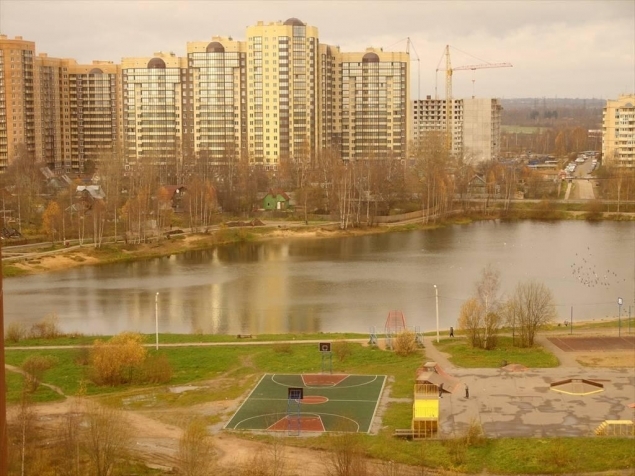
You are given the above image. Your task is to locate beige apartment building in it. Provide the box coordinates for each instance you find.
[0,19,410,177]
[245,19,320,166]
[602,94,635,168]
[121,52,187,183]
[0,35,35,172]
[337,48,410,161]
[411,97,502,162]
[187,37,247,168]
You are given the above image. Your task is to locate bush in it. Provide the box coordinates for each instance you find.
[21,355,58,392]
[394,331,418,356]
[5,322,26,343]
[29,314,62,339]
[332,341,353,362]
[272,343,293,354]
[90,333,148,386]
[142,354,173,384]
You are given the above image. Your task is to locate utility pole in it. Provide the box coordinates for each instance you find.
[0,239,7,476]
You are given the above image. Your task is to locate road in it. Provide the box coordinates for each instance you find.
[566,159,596,201]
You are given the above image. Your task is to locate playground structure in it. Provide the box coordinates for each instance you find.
[412,383,439,438]
[395,362,461,439]
[415,361,460,394]
[595,420,635,436]
[379,311,424,349]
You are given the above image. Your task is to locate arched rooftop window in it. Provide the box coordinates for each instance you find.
[206,41,225,53]
[283,17,304,26]
[147,58,166,69]
[89,67,103,74]
[362,52,380,63]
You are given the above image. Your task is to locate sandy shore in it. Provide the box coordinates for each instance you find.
[3,222,397,276]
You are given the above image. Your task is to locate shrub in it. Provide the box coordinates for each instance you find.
[5,322,26,343]
[394,331,418,356]
[332,341,353,362]
[21,355,58,392]
[29,314,62,339]
[272,343,293,354]
[90,332,148,386]
[142,354,173,384]
[324,433,370,476]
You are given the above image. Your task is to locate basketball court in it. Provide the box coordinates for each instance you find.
[225,373,386,434]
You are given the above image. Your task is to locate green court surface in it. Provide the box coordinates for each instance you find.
[225,374,386,433]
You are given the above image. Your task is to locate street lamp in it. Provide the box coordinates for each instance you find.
[617,297,623,337]
[155,292,160,350]
[434,285,439,343]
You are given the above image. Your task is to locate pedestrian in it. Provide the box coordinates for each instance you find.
[465,384,469,399]
[449,326,454,337]
[438,383,444,398]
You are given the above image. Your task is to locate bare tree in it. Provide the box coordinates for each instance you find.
[82,403,131,476]
[506,280,557,347]
[324,433,369,476]
[177,419,215,476]
[457,297,484,348]
[458,265,503,349]
[42,201,62,243]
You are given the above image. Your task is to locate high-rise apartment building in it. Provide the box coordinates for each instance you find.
[411,96,462,155]
[187,37,247,167]
[1,19,411,176]
[122,52,187,182]
[245,19,320,166]
[66,60,121,173]
[338,48,410,161]
[410,97,502,162]
[602,94,635,168]
[0,35,35,172]
[462,98,502,162]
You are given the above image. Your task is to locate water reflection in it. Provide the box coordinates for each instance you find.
[4,221,634,335]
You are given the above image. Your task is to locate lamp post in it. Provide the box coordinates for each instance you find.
[155,292,159,350]
[434,285,439,343]
[617,297,623,337]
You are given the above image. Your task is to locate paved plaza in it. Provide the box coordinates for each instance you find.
[424,336,635,438]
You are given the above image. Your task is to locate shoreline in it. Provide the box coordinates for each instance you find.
[2,220,439,277]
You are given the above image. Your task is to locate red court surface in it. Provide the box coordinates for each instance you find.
[547,336,635,352]
[267,416,326,432]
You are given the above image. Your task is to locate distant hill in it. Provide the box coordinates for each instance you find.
[500,98,606,109]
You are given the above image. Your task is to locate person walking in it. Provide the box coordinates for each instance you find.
[449,326,454,337]
[465,384,469,399]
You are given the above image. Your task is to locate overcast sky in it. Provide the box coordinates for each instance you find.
[1,0,633,99]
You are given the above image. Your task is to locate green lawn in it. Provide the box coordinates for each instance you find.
[433,336,559,368]
[4,335,634,474]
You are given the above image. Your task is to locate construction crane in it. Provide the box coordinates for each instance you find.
[436,45,512,150]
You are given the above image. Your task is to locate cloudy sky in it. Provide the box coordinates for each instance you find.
[1,0,633,99]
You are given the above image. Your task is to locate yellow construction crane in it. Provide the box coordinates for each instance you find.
[436,45,512,150]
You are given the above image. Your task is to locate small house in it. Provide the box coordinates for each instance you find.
[262,189,290,211]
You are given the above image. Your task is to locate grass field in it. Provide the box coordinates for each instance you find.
[4,335,634,474]
[433,336,560,368]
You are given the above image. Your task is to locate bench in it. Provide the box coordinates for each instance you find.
[393,429,416,439]
[237,334,254,339]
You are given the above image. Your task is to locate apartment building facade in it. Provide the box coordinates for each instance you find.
[0,19,410,176]
[337,48,410,162]
[410,96,502,162]
[0,35,35,172]
[602,94,635,168]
